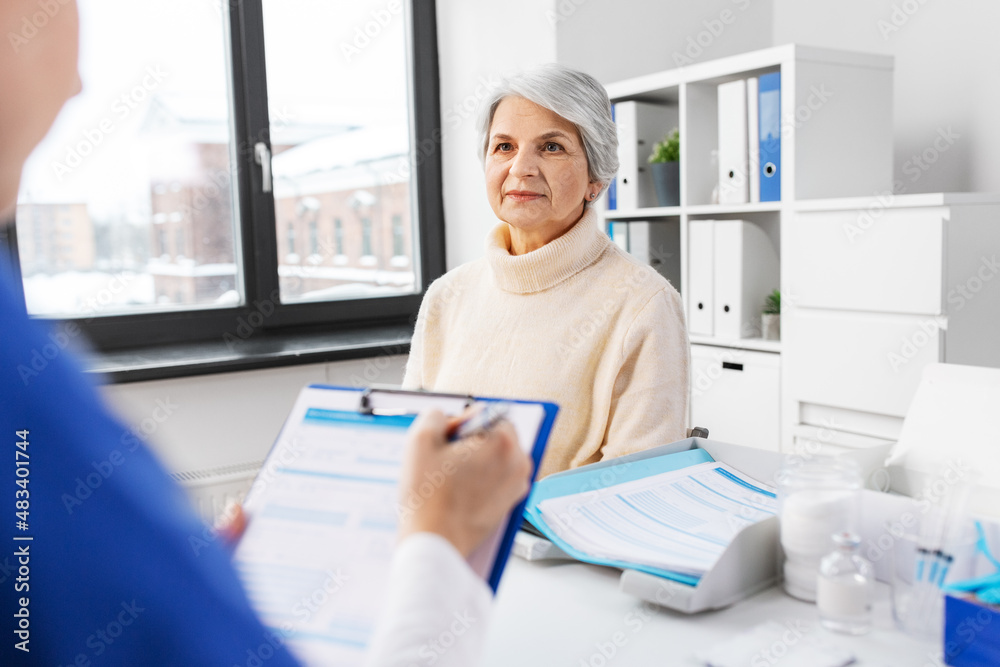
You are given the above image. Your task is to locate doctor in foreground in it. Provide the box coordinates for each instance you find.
[0,1,530,665]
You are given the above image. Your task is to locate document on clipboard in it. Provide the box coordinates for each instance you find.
[232,385,557,667]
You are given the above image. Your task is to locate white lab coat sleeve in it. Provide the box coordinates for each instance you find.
[364,533,493,667]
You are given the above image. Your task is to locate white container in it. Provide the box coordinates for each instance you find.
[776,457,861,601]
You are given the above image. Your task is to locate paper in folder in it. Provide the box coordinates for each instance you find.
[524,448,777,586]
[233,385,557,666]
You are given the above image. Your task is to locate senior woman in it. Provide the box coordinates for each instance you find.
[404,64,689,478]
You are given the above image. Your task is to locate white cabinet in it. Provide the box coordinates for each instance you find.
[784,207,945,315]
[690,345,781,451]
[782,194,1000,450]
[603,47,1000,453]
[601,44,896,450]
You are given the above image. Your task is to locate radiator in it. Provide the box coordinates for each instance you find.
[170,459,263,523]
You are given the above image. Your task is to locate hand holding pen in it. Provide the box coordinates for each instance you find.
[449,401,512,441]
[399,404,530,557]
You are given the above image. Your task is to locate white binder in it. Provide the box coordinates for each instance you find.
[747,77,760,204]
[713,220,779,339]
[717,79,749,205]
[627,221,682,288]
[614,101,674,210]
[687,219,715,336]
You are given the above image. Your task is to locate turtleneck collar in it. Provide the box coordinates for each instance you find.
[485,207,610,294]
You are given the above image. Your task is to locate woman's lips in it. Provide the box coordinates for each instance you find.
[505,191,544,202]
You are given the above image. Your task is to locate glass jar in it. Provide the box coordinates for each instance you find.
[817,532,873,635]
[776,456,861,601]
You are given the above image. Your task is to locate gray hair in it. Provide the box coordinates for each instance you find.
[477,64,619,198]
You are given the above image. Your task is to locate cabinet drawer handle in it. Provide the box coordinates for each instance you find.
[722,362,744,371]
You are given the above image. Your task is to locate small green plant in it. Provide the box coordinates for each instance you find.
[648,128,680,163]
[763,289,781,315]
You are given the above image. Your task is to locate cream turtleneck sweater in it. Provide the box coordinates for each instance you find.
[403,208,689,478]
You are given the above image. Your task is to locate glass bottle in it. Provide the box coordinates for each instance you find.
[817,532,874,635]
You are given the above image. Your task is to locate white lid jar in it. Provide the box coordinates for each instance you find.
[776,457,861,601]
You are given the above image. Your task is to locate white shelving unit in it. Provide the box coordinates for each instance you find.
[600,44,896,451]
[783,193,1000,454]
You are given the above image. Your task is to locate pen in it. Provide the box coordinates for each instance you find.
[449,402,511,441]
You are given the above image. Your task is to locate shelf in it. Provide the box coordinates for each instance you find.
[601,206,681,220]
[600,202,783,220]
[604,44,893,101]
[795,192,1000,212]
[686,202,783,215]
[688,335,781,354]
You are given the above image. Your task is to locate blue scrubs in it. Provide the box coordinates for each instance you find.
[0,263,300,666]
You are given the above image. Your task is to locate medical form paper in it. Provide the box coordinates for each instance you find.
[536,460,776,580]
[232,385,554,667]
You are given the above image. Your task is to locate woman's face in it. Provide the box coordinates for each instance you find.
[485,96,597,253]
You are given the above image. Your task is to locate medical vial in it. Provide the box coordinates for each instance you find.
[817,532,873,635]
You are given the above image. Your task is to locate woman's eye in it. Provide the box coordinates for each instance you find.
[544,142,562,152]
[496,142,512,152]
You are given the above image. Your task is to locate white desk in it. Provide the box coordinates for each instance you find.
[482,557,942,666]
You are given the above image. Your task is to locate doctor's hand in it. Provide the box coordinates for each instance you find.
[398,409,532,558]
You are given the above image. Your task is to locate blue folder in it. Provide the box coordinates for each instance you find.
[758,72,781,202]
[524,447,720,586]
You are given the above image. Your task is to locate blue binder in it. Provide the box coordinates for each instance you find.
[758,72,781,202]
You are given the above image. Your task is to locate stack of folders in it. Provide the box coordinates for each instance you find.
[524,448,777,586]
[718,72,780,205]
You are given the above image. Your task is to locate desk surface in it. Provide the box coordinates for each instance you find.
[483,557,942,666]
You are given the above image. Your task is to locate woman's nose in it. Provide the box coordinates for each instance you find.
[508,149,540,177]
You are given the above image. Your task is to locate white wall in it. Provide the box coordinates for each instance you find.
[555,0,774,84]
[436,0,557,268]
[556,0,1000,194]
[101,356,406,475]
[772,0,1000,194]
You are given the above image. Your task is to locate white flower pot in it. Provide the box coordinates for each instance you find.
[762,313,780,340]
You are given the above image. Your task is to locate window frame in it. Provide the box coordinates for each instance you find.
[6,0,444,354]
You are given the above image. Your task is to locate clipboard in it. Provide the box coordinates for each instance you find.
[233,384,557,665]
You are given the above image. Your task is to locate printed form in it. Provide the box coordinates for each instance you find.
[233,386,545,667]
[538,461,777,577]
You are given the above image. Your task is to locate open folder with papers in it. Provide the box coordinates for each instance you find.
[233,385,557,667]
[525,446,777,587]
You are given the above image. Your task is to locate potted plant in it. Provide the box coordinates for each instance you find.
[648,128,680,207]
[761,289,780,340]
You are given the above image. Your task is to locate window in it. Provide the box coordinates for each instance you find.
[308,219,319,257]
[334,217,344,255]
[361,217,373,258]
[392,214,405,257]
[6,0,444,353]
